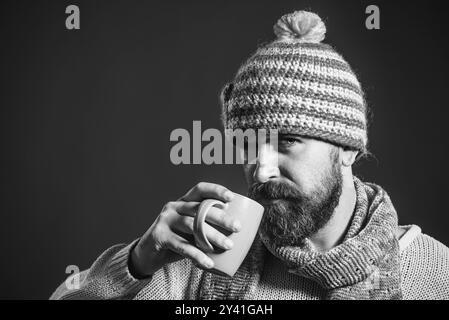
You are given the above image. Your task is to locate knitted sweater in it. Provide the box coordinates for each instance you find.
[50,225,449,300]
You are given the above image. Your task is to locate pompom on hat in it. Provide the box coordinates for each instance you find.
[273,11,326,43]
[221,10,368,154]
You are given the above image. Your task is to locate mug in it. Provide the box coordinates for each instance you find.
[193,193,264,277]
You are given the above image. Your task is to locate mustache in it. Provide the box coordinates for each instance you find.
[248,180,303,201]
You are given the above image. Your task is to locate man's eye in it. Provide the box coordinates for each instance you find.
[279,137,299,147]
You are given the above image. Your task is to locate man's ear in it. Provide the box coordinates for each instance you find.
[340,147,358,167]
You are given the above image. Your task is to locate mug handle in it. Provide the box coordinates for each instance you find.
[194,199,226,252]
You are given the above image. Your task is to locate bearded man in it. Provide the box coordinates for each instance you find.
[50,10,449,300]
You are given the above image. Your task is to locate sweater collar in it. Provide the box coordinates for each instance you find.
[258,177,402,299]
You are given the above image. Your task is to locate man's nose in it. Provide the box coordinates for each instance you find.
[253,143,280,183]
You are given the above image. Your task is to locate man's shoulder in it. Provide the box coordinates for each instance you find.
[398,224,449,265]
[398,225,449,299]
[399,225,449,256]
[397,225,421,251]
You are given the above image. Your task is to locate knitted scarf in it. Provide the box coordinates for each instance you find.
[199,177,402,300]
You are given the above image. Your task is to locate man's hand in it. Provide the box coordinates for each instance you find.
[129,182,242,278]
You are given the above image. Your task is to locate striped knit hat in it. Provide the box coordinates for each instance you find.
[220,10,368,153]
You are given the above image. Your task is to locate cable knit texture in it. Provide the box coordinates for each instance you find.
[50,180,449,300]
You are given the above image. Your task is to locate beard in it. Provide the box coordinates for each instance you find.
[247,153,343,247]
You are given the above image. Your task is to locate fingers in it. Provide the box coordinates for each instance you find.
[171,215,234,250]
[165,232,214,269]
[202,206,242,232]
[151,183,238,270]
[179,182,234,203]
[165,201,199,217]
[167,201,241,233]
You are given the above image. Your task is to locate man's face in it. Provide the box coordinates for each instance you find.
[244,134,343,247]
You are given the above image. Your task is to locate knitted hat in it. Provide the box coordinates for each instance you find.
[221,10,368,153]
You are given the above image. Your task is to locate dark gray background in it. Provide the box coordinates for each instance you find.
[1,0,448,299]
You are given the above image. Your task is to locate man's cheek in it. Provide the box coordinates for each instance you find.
[291,175,317,196]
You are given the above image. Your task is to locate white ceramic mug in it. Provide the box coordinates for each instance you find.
[193,193,264,277]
